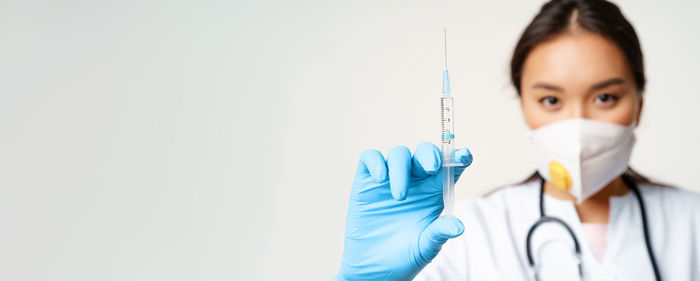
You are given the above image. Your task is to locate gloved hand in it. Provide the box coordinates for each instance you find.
[336,142,473,281]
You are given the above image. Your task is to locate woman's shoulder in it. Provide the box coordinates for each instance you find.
[638,183,700,212]
[453,180,540,216]
[485,180,541,200]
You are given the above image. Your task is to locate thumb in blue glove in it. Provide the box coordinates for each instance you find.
[418,216,465,264]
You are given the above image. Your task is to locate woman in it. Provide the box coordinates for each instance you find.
[335,0,700,280]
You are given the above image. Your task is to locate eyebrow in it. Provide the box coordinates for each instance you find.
[531,77,626,92]
[590,78,625,91]
[532,82,564,92]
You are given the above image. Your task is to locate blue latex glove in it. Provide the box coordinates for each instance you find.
[336,142,473,281]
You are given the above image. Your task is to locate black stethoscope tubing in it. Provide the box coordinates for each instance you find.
[525,175,662,281]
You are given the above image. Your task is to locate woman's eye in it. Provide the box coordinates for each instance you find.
[539,96,560,108]
[594,93,620,106]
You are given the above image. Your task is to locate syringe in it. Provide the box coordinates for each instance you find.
[440,28,463,217]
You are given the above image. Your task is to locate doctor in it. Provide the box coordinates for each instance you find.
[336,0,700,280]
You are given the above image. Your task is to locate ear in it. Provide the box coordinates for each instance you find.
[635,94,644,127]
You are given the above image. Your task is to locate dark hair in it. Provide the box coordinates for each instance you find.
[510,0,645,95]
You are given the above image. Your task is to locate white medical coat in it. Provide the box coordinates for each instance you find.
[415,180,700,281]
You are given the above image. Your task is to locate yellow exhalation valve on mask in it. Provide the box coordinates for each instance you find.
[549,161,572,191]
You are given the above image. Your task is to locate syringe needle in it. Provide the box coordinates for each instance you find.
[443,27,448,69]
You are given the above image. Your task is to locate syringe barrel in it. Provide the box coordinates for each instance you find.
[441,95,457,217]
[441,93,463,217]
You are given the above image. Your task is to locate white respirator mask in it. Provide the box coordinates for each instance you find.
[529,118,636,203]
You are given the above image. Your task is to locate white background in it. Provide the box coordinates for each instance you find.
[1,0,699,280]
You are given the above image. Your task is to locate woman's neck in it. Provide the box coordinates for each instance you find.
[544,176,629,223]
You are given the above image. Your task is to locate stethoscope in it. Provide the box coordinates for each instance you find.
[525,174,662,281]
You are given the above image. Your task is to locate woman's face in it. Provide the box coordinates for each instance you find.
[520,31,642,129]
